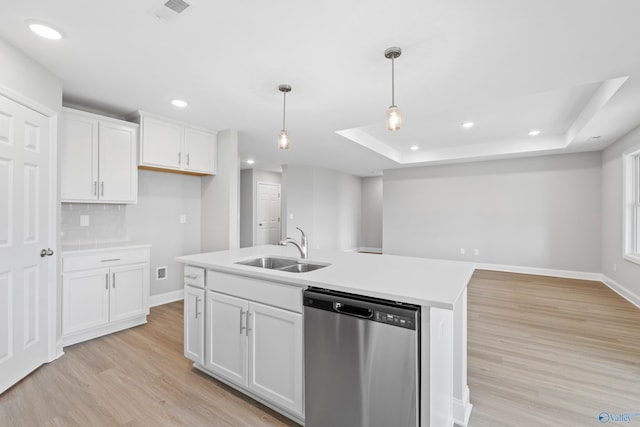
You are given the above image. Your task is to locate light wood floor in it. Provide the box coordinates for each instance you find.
[467,270,640,427]
[1,271,639,426]
[0,302,299,427]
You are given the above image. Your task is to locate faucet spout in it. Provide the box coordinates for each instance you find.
[279,227,308,259]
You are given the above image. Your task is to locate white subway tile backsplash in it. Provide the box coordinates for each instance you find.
[61,203,128,245]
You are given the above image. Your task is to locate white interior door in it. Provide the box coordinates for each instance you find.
[256,182,281,246]
[0,94,52,394]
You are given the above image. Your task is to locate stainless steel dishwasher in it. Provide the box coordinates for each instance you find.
[303,287,420,427]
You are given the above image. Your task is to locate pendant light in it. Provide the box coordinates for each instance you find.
[384,47,402,131]
[278,84,292,150]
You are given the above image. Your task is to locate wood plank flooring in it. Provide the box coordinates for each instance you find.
[1,270,639,426]
[467,270,640,427]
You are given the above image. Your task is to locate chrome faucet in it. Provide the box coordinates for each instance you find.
[280,227,308,259]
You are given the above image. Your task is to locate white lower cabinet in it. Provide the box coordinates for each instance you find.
[62,246,150,346]
[185,269,304,421]
[184,285,205,365]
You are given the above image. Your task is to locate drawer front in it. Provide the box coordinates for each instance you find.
[63,248,150,272]
[207,271,302,313]
[184,265,205,288]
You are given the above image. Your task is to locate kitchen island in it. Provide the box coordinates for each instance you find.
[177,245,475,427]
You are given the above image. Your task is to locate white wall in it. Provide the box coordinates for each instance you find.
[602,125,640,301]
[126,170,201,297]
[201,129,239,252]
[383,152,602,273]
[0,38,62,112]
[361,176,383,251]
[240,169,254,248]
[282,165,361,252]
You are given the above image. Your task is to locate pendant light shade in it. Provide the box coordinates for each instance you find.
[278,84,292,150]
[386,106,402,131]
[384,47,402,131]
[278,129,290,150]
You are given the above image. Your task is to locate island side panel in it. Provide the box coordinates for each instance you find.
[430,307,454,426]
[420,305,431,426]
[453,287,472,426]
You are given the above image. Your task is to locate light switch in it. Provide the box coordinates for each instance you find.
[179,214,187,224]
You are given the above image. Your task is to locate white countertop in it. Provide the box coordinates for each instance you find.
[176,245,475,309]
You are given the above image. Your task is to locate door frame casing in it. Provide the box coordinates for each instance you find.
[0,82,60,362]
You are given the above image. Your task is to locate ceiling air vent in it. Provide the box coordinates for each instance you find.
[154,0,193,22]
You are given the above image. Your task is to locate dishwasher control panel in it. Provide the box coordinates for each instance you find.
[375,311,416,329]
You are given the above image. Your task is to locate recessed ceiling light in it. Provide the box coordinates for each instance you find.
[528,129,541,136]
[410,145,419,151]
[246,159,255,165]
[27,21,64,40]
[462,122,474,129]
[171,99,188,108]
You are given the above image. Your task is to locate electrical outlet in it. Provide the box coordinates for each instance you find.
[179,214,186,224]
[460,248,466,255]
[474,249,480,256]
[80,215,90,227]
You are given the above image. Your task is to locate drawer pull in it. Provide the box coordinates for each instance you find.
[101,258,121,262]
[184,274,199,280]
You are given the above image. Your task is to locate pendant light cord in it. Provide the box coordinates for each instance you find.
[391,57,395,107]
[282,91,287,130]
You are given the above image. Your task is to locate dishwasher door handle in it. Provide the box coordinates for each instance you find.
[334,302,373,319]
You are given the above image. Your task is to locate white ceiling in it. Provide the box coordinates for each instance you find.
[1,0,640,176]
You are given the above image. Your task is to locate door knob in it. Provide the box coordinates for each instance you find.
[40,248,54,257]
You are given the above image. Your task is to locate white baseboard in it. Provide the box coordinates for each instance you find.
[359,247,383,254]
[601,275,640,309]
[475,262,602,281]
[150,289,184,307]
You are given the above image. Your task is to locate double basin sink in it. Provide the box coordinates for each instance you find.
[235,256,329,273]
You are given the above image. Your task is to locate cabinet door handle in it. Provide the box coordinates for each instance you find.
[178,152,181,165]
[93,181,97,196]
[105,273,109,290]
[186,153,190,166]
[246,311,251,336]
[101,258,120,262]
[101,182,105,197]
[239,309,246,334]
[112,272,115,288]
[195,297,201,319]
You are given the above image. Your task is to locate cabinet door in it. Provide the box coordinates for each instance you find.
[205,291,249,387]
[140,116,183,169]
[184,285,205,364]
[109,263,148,323]
[60,113,99,201]
[249,302,303,416]
[98,122,137,203]
[184,127,216,174]
[62,268,110,335]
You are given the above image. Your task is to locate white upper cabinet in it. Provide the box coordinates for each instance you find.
[131,111,217,176]
[60,108,138,203]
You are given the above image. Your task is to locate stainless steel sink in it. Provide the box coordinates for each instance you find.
[235,256,329,273]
